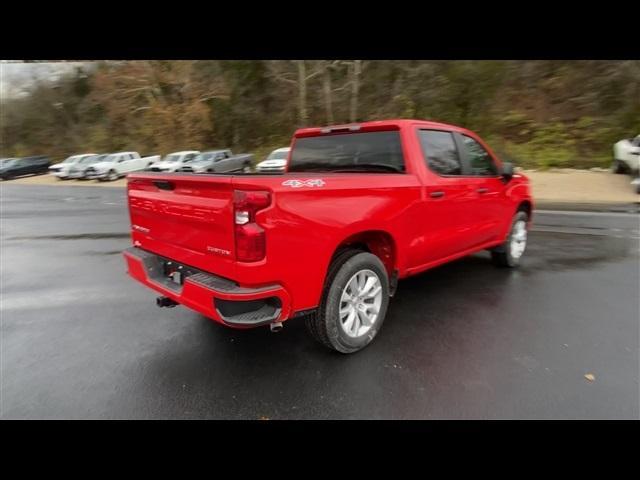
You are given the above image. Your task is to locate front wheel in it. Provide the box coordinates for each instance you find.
[491,211,529,268]
[107,170,119,182]
[305,250,390,354]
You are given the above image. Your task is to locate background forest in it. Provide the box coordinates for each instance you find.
[2,60,639,168]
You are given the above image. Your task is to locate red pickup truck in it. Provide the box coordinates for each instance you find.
[124,119,533,353]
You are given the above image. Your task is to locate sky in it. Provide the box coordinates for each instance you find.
[0,61,92,99]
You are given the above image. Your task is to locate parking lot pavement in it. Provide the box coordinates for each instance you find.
[1,184,638,419]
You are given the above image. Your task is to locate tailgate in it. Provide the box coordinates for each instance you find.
[127,173,237,278]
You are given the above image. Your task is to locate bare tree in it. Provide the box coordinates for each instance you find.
[320,60,343,124]
[343,60,364,122]
[268,60,323,126]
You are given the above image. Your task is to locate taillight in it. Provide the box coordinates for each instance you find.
[233,190,271,262]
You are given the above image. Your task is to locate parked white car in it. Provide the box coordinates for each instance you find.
[85,152,160,181]
[48,153,98,179]
[67,154,108,179]
[613,135,640,174]
[147,151,200,172]
[255,147,290,173]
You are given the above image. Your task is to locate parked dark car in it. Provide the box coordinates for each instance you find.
[0,156,51,180]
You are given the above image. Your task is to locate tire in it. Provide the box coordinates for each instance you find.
[242,165,252,173]
[305,250,390,354]
[107,170,118,182]
[491,211,529,268]
[612,159,627,174]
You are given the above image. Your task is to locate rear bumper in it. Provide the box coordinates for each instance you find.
[123,247,291,328]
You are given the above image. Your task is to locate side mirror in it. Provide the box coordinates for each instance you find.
[501,162,514,181]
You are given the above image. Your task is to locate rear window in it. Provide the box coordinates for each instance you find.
[288,131,405,173]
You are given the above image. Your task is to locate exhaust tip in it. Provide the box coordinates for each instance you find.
[269,322,283,333]
[156,296,178,308]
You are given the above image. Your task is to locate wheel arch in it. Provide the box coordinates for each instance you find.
[329,230,398,278]
[516,199,532,220]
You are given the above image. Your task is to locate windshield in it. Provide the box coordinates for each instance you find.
[162,154,181,163]
[267,150,289,160]
[2,159,17,168]
[81,155,105,164]
[62,156,80,163]
[288,131,405,173]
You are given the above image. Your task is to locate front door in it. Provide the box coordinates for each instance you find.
[454,132,510,246]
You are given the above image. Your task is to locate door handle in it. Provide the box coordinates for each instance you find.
[430,191,445,198]
[153,180,175,191]
[476,188,489,194]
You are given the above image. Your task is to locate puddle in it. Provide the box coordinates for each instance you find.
[522,231,637,272]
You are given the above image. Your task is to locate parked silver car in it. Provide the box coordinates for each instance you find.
[177,149,253,174]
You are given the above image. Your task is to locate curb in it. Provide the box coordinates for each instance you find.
[535,201,640,214]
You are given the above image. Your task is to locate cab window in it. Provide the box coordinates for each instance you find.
[460,135,498,176]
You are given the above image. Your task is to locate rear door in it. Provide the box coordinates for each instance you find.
[122,154,138,172]
[214,152,234,172]
[115,155,128,173]
[19,158,34,175]
[412,129,479,266]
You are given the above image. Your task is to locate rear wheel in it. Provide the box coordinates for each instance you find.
[612,159,627,174]
[491,211,529,268]
[107,170,118,182]
[305,250,390,354]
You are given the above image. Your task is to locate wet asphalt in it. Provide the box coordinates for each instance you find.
[1,184,638,419]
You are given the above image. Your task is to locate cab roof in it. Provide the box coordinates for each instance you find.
[294,119,467,137]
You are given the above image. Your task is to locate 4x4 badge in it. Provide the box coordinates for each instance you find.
[282,179,325,188]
